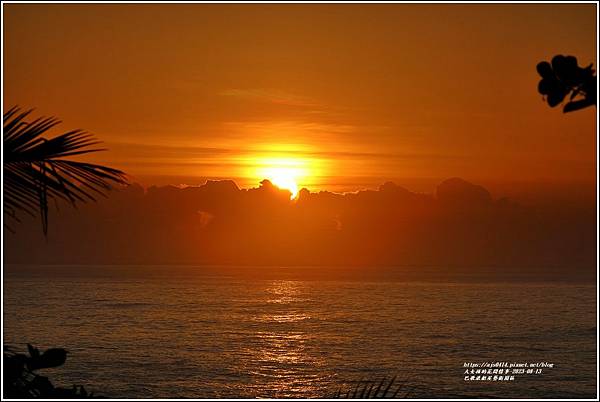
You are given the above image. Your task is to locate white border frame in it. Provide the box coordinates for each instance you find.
[0,1,598,401]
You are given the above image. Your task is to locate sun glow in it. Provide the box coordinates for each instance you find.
[254,158,310,198]
[263,167,300,197]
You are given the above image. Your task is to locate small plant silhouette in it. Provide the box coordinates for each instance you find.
[3,344,93,398]
[332,376,410,399]
[536,55,596,113]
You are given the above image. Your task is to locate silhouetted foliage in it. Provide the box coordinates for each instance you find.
[3,106,127,235]
[4,344,93,398]
[537,55,596,113]
[333,376,410,399]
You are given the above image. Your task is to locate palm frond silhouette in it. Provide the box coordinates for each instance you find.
[333,376,410,399]
[4,106,127,235]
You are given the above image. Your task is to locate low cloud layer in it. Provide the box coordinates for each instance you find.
[5,178,595,281]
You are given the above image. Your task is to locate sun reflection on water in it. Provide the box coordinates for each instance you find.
[245,280,327,397]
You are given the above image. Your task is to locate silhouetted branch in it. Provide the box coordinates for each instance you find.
[4,344,94,398]
[537,55,596,113]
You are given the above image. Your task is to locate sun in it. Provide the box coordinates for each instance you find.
[263,167,299,197]
[254,158,309,198]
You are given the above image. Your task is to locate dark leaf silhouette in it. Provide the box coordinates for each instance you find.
[27,344,40,359]
[28,348,68,371]
[3,106,128,235]
[536,55,596,113]
[4,344,94,398]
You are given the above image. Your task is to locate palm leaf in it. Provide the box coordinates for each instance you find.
[333,375,407,399]
[3,106,127,235]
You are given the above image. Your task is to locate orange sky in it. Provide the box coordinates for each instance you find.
[3,3,597,196]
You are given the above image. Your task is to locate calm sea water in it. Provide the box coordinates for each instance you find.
[3,265,597,398]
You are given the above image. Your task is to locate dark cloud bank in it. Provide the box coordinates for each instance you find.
[5,178,596,282]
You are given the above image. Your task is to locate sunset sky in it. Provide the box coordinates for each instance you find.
[4,3,597,197]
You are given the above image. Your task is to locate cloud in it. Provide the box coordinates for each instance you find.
[217,89,354,121]
[5,178,595,281]
[219,89,322,109]
[106,141,459,163]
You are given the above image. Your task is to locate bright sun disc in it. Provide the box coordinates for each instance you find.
[254,158,308,198]
[263,167,299,197]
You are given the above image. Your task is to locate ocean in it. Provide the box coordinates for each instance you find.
[3,265,597,398]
